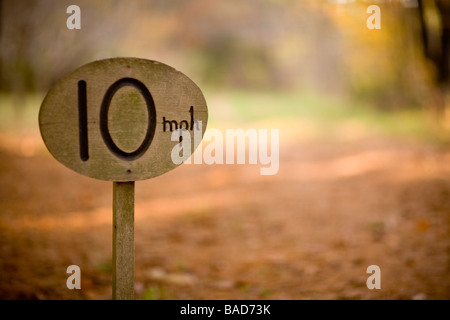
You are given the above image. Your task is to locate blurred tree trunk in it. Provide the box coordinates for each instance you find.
[418,0,450,128]
[436,0,450,85]
[0,0,3,91]
[418,0,450,85]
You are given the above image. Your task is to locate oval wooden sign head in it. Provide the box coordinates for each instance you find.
[39,58,208,181]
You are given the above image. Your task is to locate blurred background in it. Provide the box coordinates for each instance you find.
[0,0,449,299]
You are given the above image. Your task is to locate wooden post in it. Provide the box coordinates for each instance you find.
[112,181,135,300]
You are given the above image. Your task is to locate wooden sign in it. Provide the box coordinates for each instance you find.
[39,57,208,181]
[39,57,208,300]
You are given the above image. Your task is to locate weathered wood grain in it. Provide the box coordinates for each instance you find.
[112,181,135,300]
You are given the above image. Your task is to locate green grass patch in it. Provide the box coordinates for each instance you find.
[204,88,448,144]
[0,93,43,133]
[1,90,447,145]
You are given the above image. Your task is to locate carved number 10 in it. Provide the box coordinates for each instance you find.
[77,78,157,162]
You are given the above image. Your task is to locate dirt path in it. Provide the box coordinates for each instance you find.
[0,131,449,299]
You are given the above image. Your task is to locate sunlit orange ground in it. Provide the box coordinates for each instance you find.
[0,123,449,300]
